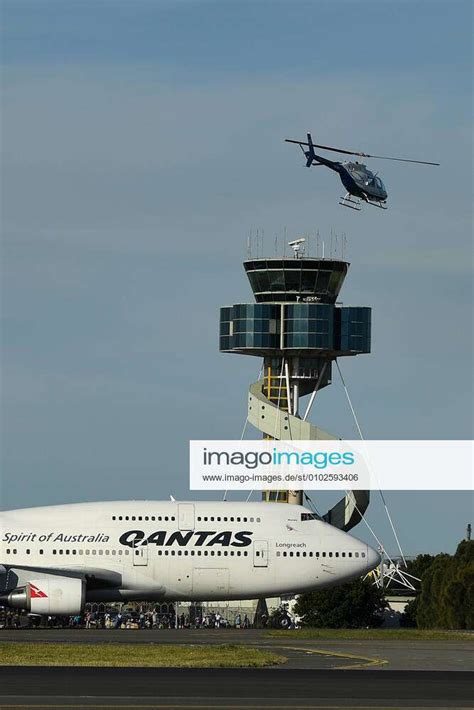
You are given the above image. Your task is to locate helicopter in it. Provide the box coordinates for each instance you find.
[285,133,439,211]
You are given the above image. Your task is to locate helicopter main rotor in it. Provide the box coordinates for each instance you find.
[285,137,440,166]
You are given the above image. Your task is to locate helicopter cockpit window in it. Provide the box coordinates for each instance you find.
[375,177,385,191]
[349,165,367,182]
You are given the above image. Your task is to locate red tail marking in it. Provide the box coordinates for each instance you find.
[29,583,48,598]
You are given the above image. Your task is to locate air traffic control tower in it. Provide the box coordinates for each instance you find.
[219,240,372,532]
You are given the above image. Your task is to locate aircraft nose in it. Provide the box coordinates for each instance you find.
[366,545,381,571]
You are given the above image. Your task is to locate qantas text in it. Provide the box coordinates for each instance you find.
[119,529,253,548]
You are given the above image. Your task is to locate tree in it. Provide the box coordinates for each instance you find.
[400,596,418,627]
[416,540,473,629]
[294,578,387,628]
[404,553,436,590]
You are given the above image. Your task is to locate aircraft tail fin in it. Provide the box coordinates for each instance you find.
[305,133,316,167]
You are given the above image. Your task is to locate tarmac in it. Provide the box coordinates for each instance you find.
[1,667,473,708]
[1,628,472,671]
[0,629,473,708]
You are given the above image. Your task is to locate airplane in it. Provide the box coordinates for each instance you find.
[0,500,381,616]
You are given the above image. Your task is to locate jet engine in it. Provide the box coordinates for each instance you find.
[1,577,85,615]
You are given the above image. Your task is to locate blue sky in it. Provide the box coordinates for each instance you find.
[1,0,472,556]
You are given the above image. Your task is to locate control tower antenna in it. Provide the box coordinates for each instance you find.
[219,238,372,530]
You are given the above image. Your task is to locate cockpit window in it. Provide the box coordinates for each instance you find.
[375,177,385,191]
[301,513,317,521]
[349,164,367,182]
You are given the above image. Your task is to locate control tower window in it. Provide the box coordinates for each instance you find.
[314,271,330,292]
[269,271,285,290]
[300,271,318,292]
[248,270,271,292]
[328,271,343,294]
[284,270,301,291]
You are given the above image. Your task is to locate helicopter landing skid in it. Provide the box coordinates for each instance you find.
[339,194,361,211]
[366,198,388,210]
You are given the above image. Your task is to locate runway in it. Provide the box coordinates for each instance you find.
[0,667,472,708]
[2,630,472,708]
[2,628,473,671]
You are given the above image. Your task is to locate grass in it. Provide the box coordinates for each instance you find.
[0,642,286,668]
[267,628,473,641]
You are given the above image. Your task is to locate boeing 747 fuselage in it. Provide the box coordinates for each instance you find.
[0,500,381,615]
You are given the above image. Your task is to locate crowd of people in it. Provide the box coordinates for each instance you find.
[0,606,253,630]
[84,609,252,629]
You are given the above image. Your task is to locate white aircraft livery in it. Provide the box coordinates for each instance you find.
[0,501,381,615]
